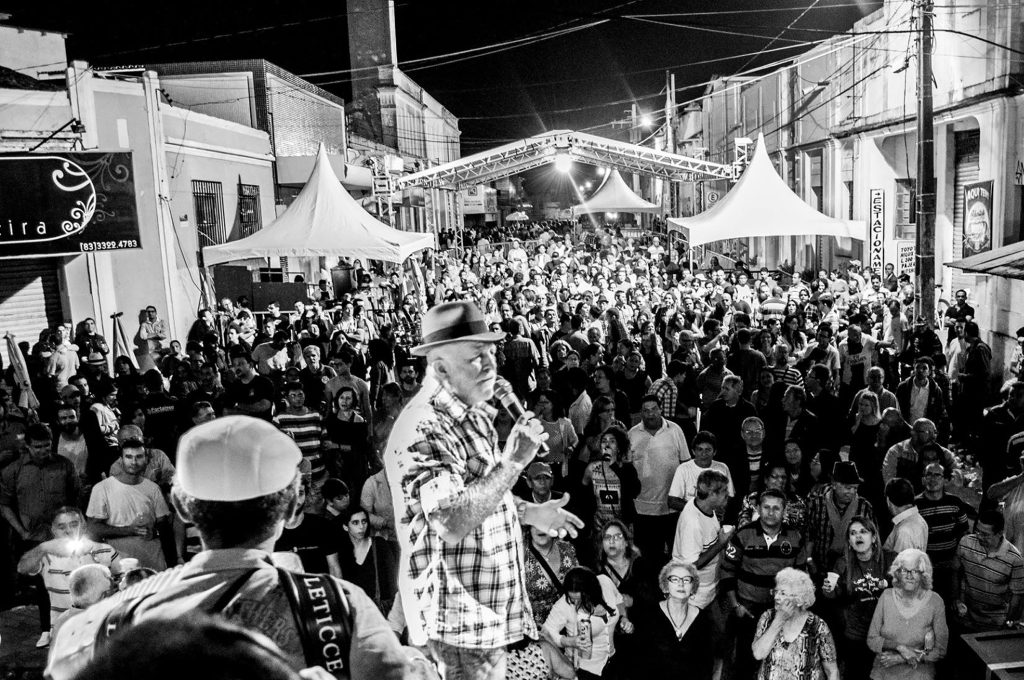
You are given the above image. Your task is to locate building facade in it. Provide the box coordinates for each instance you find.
[690,0,1023,366]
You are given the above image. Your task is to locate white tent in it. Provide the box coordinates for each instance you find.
[667,134,863,247]
[203,143,435,266]
[572,169,661,216]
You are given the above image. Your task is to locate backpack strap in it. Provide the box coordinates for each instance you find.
[277,568,353,679]
[95,568,259,651]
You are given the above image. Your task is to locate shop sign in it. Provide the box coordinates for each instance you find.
[869,188,885,272]
[896,240,915,276]
[962,180,993,258]
[0,152,141,258]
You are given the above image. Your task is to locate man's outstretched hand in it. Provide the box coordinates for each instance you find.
[525,494,585,539]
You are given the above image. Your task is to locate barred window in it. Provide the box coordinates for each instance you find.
[238,183,262,239]
[895,178,916,240]
[192,180,225,247]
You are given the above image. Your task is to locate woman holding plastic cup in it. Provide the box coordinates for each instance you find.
[866,548,948,680]
[752,568,839,680]
[823,515,892,679]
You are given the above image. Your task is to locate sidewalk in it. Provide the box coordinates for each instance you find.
[0,605,47,679]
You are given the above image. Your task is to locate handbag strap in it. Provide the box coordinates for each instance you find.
[277,568,352,679]
[371,540,381,604]
[530,542,565,594]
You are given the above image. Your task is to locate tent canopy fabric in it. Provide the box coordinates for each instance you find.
[203,143,435,266]
[947,239,1024,280]
[667,134,864,247]
[572,169,661,216]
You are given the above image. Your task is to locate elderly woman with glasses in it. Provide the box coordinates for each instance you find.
[752,568,839,680]
[868,548,946,680]
[867,548,948,679]
[633,558,713,679]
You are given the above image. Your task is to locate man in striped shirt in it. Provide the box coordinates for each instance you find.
[953,509,1024,632]
[916,461,971,601]
[16,506,119,645]
[275,382,325,505]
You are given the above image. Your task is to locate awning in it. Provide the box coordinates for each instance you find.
[946,240,1024,280]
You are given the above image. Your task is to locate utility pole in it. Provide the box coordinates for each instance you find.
[915,0,936,321]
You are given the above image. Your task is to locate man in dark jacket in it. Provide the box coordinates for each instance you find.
[895,357,948,440]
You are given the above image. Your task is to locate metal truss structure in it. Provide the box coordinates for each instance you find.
[395,130,736,190]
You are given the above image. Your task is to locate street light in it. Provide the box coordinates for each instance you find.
[597,167,607,176]
[554,154,573,173]
[640,114,653,128]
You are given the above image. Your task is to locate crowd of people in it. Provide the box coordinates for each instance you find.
[1,221,1023,680]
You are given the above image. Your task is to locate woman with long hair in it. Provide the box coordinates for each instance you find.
[591,366,631,426]
[849,391,883,469]
[581,427,640,529]
[529,390,578,487]
[822,515,892,680]
[579,396,626,467]
[323,386,371,492]
[638,322,665,381]
[543,566,624,679]
[336,506,397,616]
[780,313,807,357]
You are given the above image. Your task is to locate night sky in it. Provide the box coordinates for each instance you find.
[7,0,882,152]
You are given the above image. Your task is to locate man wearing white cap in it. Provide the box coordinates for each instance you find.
[386,300,583,680]
[48,416,410,680]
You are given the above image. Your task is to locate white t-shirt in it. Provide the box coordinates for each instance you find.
[87,477,170,571]
[543,574,623,675]
[672,499,721,608]
[629,420,691,516]
[668,460,735,504]
[840,335,877,387]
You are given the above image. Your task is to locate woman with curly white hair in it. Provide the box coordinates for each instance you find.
[866,548,948,679]
[751,567,839,680]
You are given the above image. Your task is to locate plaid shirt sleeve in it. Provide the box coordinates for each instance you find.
[648,378,677,420]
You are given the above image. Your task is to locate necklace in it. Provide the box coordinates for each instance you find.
[664,600,690,638]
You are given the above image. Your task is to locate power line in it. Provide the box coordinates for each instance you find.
[733,0,825,74]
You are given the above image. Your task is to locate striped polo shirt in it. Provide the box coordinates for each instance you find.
[36,543,119,623]
[720,522,809,607]
[275,411,324,477]
[957,534,1024,628]
[915,492,971,563]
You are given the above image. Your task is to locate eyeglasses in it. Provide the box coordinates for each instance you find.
[604,534,626,543]
[896,568,924,577]
[666,575,694,585]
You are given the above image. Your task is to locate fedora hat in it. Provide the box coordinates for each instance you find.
[832,460,864,485]
[411,301,506,357]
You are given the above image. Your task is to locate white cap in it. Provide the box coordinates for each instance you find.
[176,416,301,501]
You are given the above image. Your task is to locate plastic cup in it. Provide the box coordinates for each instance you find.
[721,524,735,535]
[118,558,140,573]
[825,572,840,590]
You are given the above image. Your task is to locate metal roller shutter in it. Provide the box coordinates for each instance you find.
[0,260,63,365]
[952,130,980,296]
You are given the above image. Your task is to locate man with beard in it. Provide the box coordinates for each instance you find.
[74,319,110,390]
[804,462,876,571]
[54,404,100,496]
[224,352,275,421]
[180,363,226,424]
[86,440,172,571]
[1,424,80,648]
[397,359,422,404]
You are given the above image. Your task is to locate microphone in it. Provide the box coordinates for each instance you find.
[493,377,549,454]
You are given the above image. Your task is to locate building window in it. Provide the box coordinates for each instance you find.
[238,183,262,239]
[808,151,824,212]
[192,180,225,247]
[895,178,916,240]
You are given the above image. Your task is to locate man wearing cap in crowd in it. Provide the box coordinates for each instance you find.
[513,462,564,506]
[386,300,583,680]
[47,416,411,680]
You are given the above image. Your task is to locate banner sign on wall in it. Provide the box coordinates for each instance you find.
[962,180,993,258]
[0,152,141,259]
[896,240,916,276]
[869,188,885,272]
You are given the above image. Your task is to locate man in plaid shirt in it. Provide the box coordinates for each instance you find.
[386,301,582,680]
